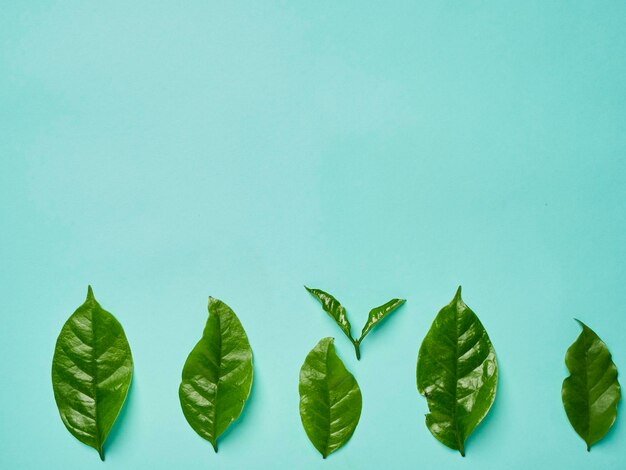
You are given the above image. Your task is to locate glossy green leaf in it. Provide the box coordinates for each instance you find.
[562,319,621,450]
[179,297,253,452]
[357,298,406,344]
[416,287,498,456]
[299,337,362,458]
[305,286,405,360]
[51,286,133,460]
[305,287,354,342]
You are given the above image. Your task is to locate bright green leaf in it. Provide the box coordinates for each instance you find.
[179,297,253,452]
[416,286,498,456]
[305,287,354,343]
[51,286,133,460]
[299,337,362,458]
[358,298,406,343]
[562,319,621,451]
[305,287,405,360]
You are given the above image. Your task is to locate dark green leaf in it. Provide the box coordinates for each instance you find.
[416,286,498,456]
[305,287,354,342]
[51,286,133,460]
[562,319,621,450]
[299,337,362,458]
[179,297,253,452]
[358,298,406,343]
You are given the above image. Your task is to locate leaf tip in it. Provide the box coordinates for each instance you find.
[451,286,464,306]
[211,441,218,453]
[97,446,104,461]
[86,285,95,301]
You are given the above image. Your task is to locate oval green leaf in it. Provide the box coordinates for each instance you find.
[299,337,362,458]
[179,297,253,452]
[562,319,621,450]
[305,287,354,342]
[51,286,133,460]
[416,286,498,456]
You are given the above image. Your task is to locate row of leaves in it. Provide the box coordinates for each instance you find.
[51,286,621,460]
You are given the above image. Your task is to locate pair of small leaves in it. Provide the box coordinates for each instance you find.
[305,286,405,360]
[562,320,621,450]
[416,287,498,456]
[52,287,133,460]
[299,337,362,458]
[179,297,254,452]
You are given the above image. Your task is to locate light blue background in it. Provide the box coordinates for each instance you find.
[1,2,625,469]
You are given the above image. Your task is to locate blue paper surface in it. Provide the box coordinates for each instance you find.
[1,2,624,468]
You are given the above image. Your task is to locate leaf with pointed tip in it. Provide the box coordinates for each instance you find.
[416,287,498,456]
[305,287,354,343]
[179,297,253,452]
[358,298,406,343]
[51,286,133,460]
[299,337,362,458]
[562,320,621,450]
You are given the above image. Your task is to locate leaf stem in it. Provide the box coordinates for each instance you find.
[353,340,361,360]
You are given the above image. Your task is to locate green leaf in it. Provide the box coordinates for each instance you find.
[562,319,621,451]
[299,337,362,458]
[179,297,254,452]
[358,298,406,343]
[51,286,133,460]
[305,287,354,343]
[416,286,498,456]
[305,287,405,360]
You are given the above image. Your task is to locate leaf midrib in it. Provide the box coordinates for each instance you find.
[212,311,223,444]
[453,306,463,454]
[88,306,102,453]
[581,330,591,443]
[322,342,332,457]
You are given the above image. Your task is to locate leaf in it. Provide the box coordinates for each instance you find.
[561,319,621,451]
[305,287,354,343]
[305,287,405,360]
[357,298,406,344]
[179,297,254,452]
[416,286,498,456]
[51,286,133,460]
[299,337,362,458]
